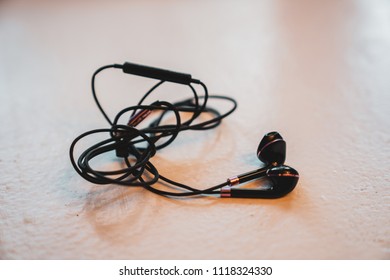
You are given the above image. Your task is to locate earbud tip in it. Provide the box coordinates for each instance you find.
[266,165,299,197]
[257,131,286,165]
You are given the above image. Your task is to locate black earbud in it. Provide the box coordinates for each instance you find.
[221,165,299,198]
[257,131,286,165]
[227,131,287,186]
[222,132,299,198]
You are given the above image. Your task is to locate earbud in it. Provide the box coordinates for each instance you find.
[221,165,299,198]
[223,132,299,198]
[257,131,286,165]
[227,132,287,186]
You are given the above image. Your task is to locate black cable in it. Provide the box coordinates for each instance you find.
[91,64,121,125]
[70,63,237,198]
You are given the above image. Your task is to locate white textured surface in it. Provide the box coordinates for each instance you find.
[0,0,389,259]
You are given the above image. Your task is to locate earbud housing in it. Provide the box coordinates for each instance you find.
[257,131,286,165]
[221,165,299,198]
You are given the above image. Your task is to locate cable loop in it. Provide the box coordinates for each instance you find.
[69,64,237,197]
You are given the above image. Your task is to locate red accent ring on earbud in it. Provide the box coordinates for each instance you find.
[220,187,231,198]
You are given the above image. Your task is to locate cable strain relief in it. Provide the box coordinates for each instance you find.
[191,78,201,84]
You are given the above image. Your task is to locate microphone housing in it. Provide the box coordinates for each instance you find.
[122,62,193,85]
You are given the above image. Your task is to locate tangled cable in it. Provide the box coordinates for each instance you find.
[69,63,237,197]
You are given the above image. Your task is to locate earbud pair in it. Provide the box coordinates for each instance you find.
[221,132,299,198]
